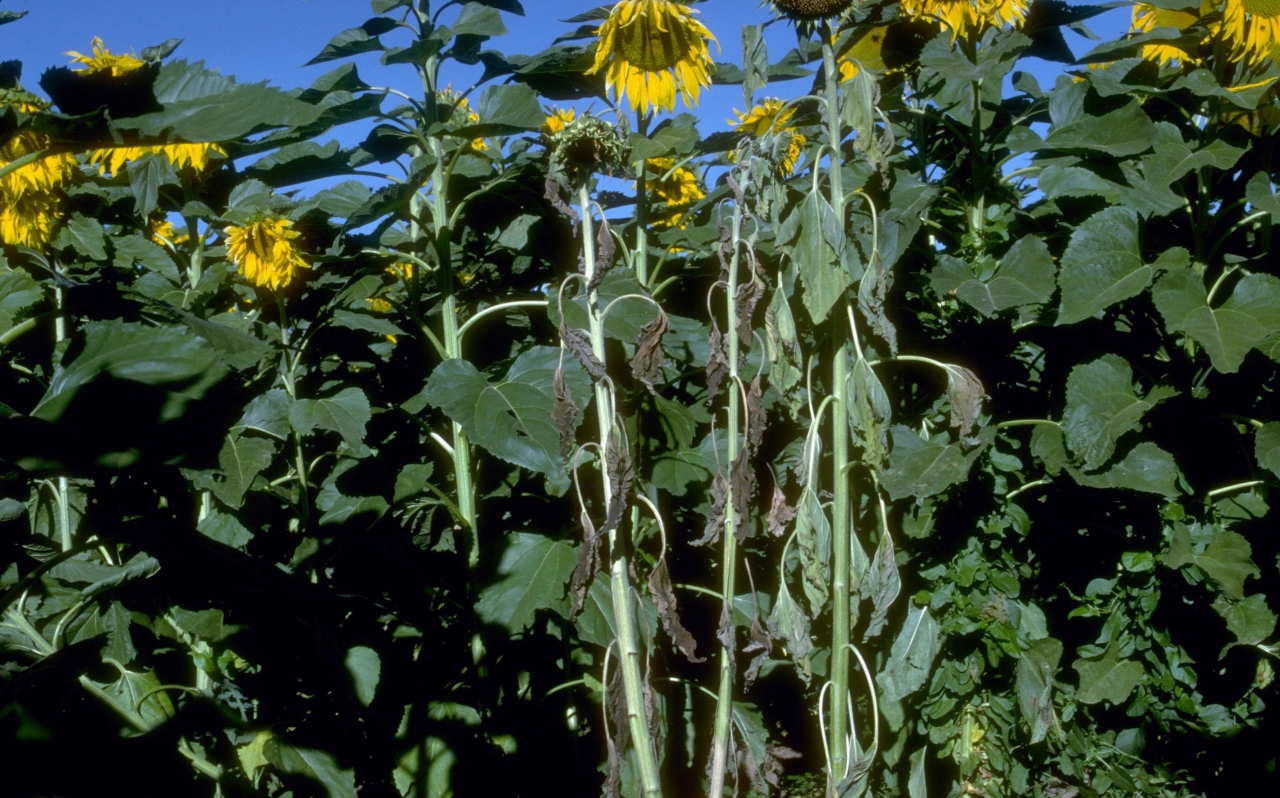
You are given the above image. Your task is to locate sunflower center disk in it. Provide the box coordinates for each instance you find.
[618,11,686,71]
[1244,0,1280,18]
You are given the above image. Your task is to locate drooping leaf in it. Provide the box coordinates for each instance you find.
[1073,642,1144,705]
[787,191,851,324]
[861,531,900,641]
[1017,636,1063,743]
[475,532,578,633]
[876,604,942,703]
[1153,266,1280,374]
[1062,355,1177,469]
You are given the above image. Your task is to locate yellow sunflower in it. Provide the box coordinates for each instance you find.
[1220,0,1280,67]
[367,297,394,314]
[149,217,190,247]
[901,0,1028,41]
[646,157,703,229]
[1131,2,1201,65]
[68,39,225,175]
[542,107,576,140]
[225,218,308,291]
[588,0,718,115]
[0,98,77,249]
[731,99,807,177]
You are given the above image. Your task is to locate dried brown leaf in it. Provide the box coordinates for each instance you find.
[692,473,728,547]
[743,614,772,689]
[858,253,899,356]
[766,483,796,538]
[734,279,764,362]
[600,436,634,539]
[745,375,766,451]
[568,510,600,621]
[946,365,987,443]
[630,308,668,393]
[604,664,629,798]
[587,218,617,296]
[544,175,578,223]
[706,322,729,403]
[729,450,755,544]
[648,558,705,663]
[559,323,607,379]
[552,364,579,460]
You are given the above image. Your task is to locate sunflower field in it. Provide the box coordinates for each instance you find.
[4,0,1280,795]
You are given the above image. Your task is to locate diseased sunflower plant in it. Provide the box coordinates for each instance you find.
[3,0,1280,796]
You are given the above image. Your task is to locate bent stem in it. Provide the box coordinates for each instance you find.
[579,182,663,798]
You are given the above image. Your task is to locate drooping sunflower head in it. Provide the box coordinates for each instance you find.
[66,37,145,76]
[771,0,855,21]
[731,98,807,178]
[549,113,629,186]
[1132,2,1201,66]
[1220,0,1280,67]
[901,0,1029,41]
[91,142,227,177]
[646,157,704,229]
[225,217,309,292]
[588,0,718,115]
[0,191,59,249]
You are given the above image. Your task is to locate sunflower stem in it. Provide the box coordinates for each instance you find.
[580,181,663,798]
[821,24,853,794]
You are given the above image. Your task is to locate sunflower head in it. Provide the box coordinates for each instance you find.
[91,142,227,177]
[1131,2,1201,66]
[67,37,145,76]
[771,0,854,21]
[1220,0,1280,67]
[901,0,1029,41]
[588,0,718,115]
[225,217,309,292]
[549,113,629,187]
[646,157,704,229]
[732,99,807,178]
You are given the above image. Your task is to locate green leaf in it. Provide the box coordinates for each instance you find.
[1214,594,1277,649]
[344,646,381,707]
[0,266,43,336]
[452,2,507,37]
[423,347,590,493]
[33,321,225,423]
[629,114,701,162]
[1056,206,1149,325]
[1042,99,1157,157]
[1246,172,1280,220]
[84,666,175,731]
[476,532,578,633]
[102,601,137,666]
[126,151,180,217]
[788,191,851,324]
[1017,637,1062,743]
[1073,642,1144,705]
[465,83,543,135]
[1153,266,1280,374]
[1164,524,1260,600]
[1067,442,1180,496]
[290,387,373,453]
[54,215,108,261]
[394,462,435,504]
[307,26,387,66]
[1062,354,1177,470]
[211,434,274,509]
[795,488,831,615]
[235,389,292,440]
[317,493,389,527]
[197,511,254,548]
[907,746,929,798]
[1254,422,1280,480]
[651,429,725,497]
[116,60,324,141]
[880,426,982,501]
[876,604,942,703]
[1143,122,1244,190]
[112,234,180,282]
[930,235,1055,316]
[267,740,357,798]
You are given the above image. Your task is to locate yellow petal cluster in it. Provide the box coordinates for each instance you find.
[66,37,146,76]
[438,86,488,151]
[226,218,308,291]
[731,99,807,178]
[646,157,704,229]
[900,0,1028,41]
[0,100,78,249]
[542,107,576,140]
[1131,3,1201,66]
[588,0,718,115]
[1220,0,1280,67]
[149,217,189,247]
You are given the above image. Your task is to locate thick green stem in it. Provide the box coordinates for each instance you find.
[580,183,662,798]
[708,192,745,798]
[821,28,853,791]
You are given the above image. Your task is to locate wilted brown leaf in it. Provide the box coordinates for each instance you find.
[649,558,704,662]
[630,308,668,393]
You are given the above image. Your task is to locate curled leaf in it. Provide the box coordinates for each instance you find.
[693,473,729,547]
[629,307,668,393]
[587,217,617,296]
[765,482,796,538]
[552,364,579,460]
[568,509,599,621]
[559,323,606,379]
[600,435,634,540]
[706,322,730,403]
[743,614,772,689]
[648,558,704,663]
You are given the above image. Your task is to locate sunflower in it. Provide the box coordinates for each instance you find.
[149,217,189,247]
[0,97,77,249]
[1220,0,1280,67]
[646,157,703,229]
[731,99,807,177]
[225,218,308,291]
[68,39,225,174]
[771,0,854,20]
[1131,2,1201,65]
[900,0,1028,41]
[588,0,718,115]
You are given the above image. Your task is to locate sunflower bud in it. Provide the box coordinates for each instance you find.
[549,114,629,187]
[772,0,854,20]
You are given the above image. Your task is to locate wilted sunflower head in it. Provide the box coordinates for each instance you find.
[226,217,309,292]
[771,0,855,21]
[549,113,629,186]
[66,37,145,75]
[587,0,718,115]
[901,0,1029,41]
[1220,0,1280,67]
